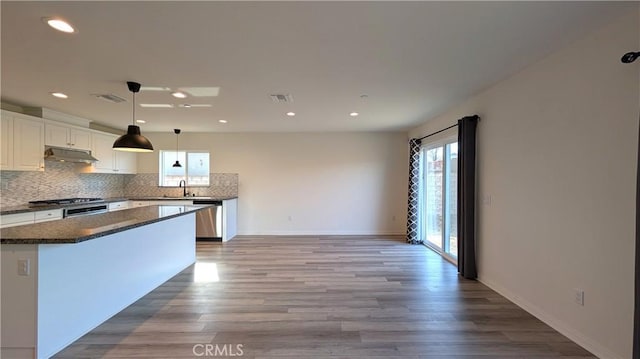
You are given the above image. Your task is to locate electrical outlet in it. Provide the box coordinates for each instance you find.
[574,288,584,306]
[18,259,30,276]
[287,215,292,221]
[392,215,396,222]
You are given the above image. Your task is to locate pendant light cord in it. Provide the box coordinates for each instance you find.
[132,91,136,125]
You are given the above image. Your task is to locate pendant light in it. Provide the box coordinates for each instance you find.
[113,81,154,152]
[172,129,182,168]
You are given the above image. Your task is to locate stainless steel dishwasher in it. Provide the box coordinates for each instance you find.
[194,200,223,240]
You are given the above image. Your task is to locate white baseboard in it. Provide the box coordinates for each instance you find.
[478,275,622,359]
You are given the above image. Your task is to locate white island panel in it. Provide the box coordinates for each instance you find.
[37,213,196,358]
[1,212,196,359]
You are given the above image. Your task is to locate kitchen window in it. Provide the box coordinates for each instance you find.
[159,151,210,187]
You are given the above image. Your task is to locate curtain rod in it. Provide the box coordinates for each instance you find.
[416,123,458,141]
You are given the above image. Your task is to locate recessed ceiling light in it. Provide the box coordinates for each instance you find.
[139,104,174,108]
[219,120,228,124]
[51,92,68,99]
[171,92,187,99]
[286,112,295,117]
[350,112,359,117]
[136,120,146,124]
[43,18,75,33]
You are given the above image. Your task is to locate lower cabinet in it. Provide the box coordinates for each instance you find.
[1,209,63,229]
[0,212,35,228]
[108,201,131,212]
[34,209,63,223]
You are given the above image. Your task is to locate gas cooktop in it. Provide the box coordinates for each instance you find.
[28,198,105,206]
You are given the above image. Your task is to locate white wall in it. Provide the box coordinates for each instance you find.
[409,10,639,359]
[138,132,408,236]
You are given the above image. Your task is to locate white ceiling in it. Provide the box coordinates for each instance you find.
[0,1,632,133]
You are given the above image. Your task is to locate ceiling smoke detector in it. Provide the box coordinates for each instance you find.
[92,93,127,104]
[269,94,293,103]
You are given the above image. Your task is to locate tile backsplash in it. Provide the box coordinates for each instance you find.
[124,173,238,198]
[0,162,238,207]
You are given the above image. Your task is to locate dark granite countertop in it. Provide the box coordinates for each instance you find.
[1,204,210,244]
[0,196,237,215]
[127,196,237,201]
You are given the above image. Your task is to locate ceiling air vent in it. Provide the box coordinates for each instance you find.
[269,94,293,103]
[92,93,127,103]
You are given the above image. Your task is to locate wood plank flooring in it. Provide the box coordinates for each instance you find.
[54,236,595,358]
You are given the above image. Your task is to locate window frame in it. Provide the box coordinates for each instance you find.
[158,150,210,187]
[420,135,459,265]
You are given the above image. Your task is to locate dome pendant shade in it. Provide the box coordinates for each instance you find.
[172,128,182,167]
[113,81,154,152]
[113,125,154,152]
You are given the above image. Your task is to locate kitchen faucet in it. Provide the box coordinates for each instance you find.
[178,179,188,197]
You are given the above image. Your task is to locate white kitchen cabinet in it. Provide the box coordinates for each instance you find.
[34,209,63,223]
[45,122,92,150]
[14,116,45,171]
[1,114,13,169]
[91,132,116,172]
[115,151,137,174]
[87,132,137,174]
[108,201,130,211]
[1,111,45,172]
[0,212,36,228]
[1,209,64,228]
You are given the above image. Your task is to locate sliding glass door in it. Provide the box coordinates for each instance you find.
[421,140,458,262]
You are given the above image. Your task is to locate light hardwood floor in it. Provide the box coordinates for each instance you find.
[54,236,595,358]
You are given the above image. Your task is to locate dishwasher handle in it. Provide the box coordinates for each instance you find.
[192,200,223,205]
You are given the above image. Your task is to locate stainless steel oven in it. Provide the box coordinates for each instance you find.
[29,198,108,218]
[63,204,108,218]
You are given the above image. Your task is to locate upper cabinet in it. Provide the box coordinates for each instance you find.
[45,122,92,151]
[1,110,45,171]
[1,114,13,169]
[0,110,136,174]
[86,132,137,174]
[91,132,116,172]
[115,151,137,174]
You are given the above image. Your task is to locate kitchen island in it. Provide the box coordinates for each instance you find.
[1,205,208,359]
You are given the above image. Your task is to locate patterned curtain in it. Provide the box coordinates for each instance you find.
[406,138,422,244]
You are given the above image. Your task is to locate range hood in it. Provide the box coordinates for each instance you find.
[44,146,98,164]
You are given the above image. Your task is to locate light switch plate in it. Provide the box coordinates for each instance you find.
[574,288,584,306]
[18,259,30,276]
